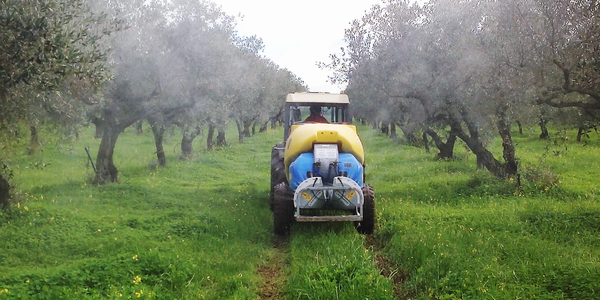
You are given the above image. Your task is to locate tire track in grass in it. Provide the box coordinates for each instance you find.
[365,236,411,299]
[258,235,289,299]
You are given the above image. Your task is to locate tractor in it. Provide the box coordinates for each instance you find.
[270,92,374,235]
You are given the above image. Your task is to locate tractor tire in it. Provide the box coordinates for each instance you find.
[270,142,286,211]
[273,182,295,235]
[355,185,375,234]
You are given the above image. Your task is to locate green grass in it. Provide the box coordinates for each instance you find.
[0,125,273,299]
[287,224,394,299]
[367,127,600,299]
[1,123,599,299]
[0,124,392,299]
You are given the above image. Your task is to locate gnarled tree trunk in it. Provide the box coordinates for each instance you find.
[243,120,252,137]
[390,122,397,139]
[270,108,284,129]
[94,110,122,184]
[135,121,144,134]
[0,174,10,209]
[217,128,226,147]
[452,104,518,179]
[452,112,506,178]
[148,117,166,168]
[539,117,550,139]
[516,120,523,135]
[207,123,215,150]
[497,105,518,177]
[180,125,202,160]
[380,122,389,135]
[456,129,505,176]
[399,125,419,146]
[425,128,457,159]
[28,125,40,155]
[236,120,244,143]
[91,116,104,139]
[577,126,584,142]
[260,121,268,133]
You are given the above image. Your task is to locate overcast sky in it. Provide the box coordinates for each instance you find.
[211,0,383,93]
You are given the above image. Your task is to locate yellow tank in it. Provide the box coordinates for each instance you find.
[284,123,365,177]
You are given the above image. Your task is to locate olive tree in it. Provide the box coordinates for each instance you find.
[1,0,115,205]
[324,0,534,178]
[92,0,235,184]
[532,0,600,110]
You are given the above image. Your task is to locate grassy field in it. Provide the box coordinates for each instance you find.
[0,123,599,299]
[370,127,600,299]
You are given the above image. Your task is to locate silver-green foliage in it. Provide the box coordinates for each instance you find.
[0,0,115,127]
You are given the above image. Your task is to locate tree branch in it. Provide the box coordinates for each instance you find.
[537,96,600,110]
[551,59,600,101]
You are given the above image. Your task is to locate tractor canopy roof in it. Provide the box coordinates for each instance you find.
[286,92,349,105]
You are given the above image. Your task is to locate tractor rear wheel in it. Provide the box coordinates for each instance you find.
[355,185,375,234]
[273,182,294,235]
[270,142,286,211]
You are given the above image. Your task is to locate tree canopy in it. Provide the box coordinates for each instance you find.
[322,0,600,178]
[0,0,116,128]
[89,0,306,184]
[1,0,306,189]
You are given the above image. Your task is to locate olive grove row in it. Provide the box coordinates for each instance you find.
[322,0,600,178]
[0,0,306,194]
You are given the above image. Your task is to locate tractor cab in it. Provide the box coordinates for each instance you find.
[283,93,351,140]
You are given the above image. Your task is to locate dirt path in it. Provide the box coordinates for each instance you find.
[365,236,410,299]
[257,235,290,300]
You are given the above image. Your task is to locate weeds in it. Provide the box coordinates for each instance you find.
[2,123,599,299]
[0,125,273,299]
[367,126,600,299]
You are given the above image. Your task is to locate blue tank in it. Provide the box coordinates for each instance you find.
[288,153,363,190]
[338,153,364,187]
[289,153,313,190]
